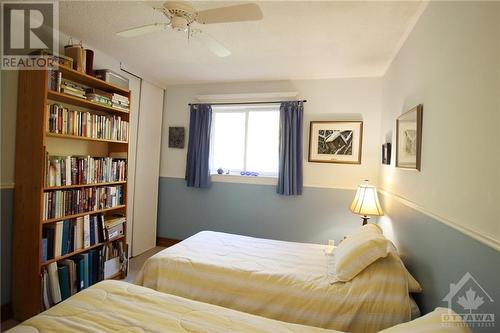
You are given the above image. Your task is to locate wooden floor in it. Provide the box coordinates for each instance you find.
[1,247,166,331]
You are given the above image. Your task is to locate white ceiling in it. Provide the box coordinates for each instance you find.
[59,1,424,86]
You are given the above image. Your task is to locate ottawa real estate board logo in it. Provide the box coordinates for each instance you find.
[442,272,495,329]
[1,1,59,69]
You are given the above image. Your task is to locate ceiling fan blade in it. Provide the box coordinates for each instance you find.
[195,3,263,25]
[116,23,168,37]
[193,30,231,57]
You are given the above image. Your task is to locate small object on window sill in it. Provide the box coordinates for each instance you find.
[240,171,260,176]
[217,168,224,175]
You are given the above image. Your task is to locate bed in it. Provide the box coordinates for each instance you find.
[136,230,412,333]
[7,280,471,333]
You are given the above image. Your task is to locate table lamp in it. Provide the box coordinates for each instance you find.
[350,181,384,225]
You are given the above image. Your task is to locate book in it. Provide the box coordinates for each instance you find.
[90,217,95,246]
[83,215,90,248]
[41,268,52,310]
[60,259,77,295]
[81,253,90,289]
[61,220,70,255]
[88,250,95,286]
[57,265,70,301]
[45,222,63,258]
[73,256,85,291]
[47,262,62,304]
[75,217,83,250]
[41,238,48,262]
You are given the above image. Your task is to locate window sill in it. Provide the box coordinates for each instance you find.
[210,174,278,186]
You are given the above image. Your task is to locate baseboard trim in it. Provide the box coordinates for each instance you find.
[1,303,12,322]
[156,237,181,248]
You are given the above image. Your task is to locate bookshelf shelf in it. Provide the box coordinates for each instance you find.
[40,235,125,267]
[13,68,131,321]
[46,132,128,144]
[43,181,127,191]
[42,205,127,224]
[47,90,130,116]
[56,65,129,95]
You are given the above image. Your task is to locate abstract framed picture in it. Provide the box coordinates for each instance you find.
[396,104,423,170]
[168,127,185,148]
[308,121,363,164]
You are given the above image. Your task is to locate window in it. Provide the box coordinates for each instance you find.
[210,104,280,177]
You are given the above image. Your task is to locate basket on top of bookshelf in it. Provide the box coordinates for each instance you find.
[12,67,131,321]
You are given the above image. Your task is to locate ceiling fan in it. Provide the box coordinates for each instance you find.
[116,1,263,57]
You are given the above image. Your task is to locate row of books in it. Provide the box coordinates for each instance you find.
[43,186,124,220]
[47,104,129,142]
[45,154,127,187]
[47,70,130,113]
[42,249,104,309]
[41,214,106,261]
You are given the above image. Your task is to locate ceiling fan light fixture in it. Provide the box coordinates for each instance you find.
[170,16,188,32]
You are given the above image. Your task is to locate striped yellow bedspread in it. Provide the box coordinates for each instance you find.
[7,280,339,333]
[137,231,411,333]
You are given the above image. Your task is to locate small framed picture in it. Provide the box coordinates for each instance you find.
[168,127,185,148]
[308,121,363,164]
[382,143,391,165]
[396,105,423,170]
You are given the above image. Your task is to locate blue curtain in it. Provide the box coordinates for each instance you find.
[277,101,304,195]
[186,104,212,188]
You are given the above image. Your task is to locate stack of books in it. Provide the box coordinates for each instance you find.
[60,80,86,99]
[45,155,127,187]
[104,215,126,241]
[85,88,113,107]
[43,185,124,220]
[41,214,106,262]
[111,93,130,112]
[42,248,104,309]
[47,104,129,141]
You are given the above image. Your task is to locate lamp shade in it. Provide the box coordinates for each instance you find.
[350,183,384,216]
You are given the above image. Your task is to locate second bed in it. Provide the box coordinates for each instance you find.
[137,230,412,333]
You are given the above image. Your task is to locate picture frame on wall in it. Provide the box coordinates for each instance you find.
[396,104,423,170]
[168,126,185,148]
[382,143,391,165]
[308,121,363,164]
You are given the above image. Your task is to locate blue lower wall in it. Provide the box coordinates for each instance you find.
[379,194,500,332]
[157,177,361,244]
[1,188,13,306]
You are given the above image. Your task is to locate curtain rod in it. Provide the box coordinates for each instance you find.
[188,100,307,106]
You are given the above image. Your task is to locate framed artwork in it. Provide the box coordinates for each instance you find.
[168,127,185,148]
[382,143,391,165]
[396,104,423,170]
[308,121,363,164]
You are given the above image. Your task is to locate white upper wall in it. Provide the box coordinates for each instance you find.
[379,1,500,246]
[161,77,382,189]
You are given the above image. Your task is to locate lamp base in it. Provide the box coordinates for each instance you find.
[361,216,370,225]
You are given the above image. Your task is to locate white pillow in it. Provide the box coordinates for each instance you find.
[333,225,395,281]
[379,307,473,333]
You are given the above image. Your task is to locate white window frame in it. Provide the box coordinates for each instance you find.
[210,103,280,180]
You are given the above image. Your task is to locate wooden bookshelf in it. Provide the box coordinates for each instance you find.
[12,68,131,321]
